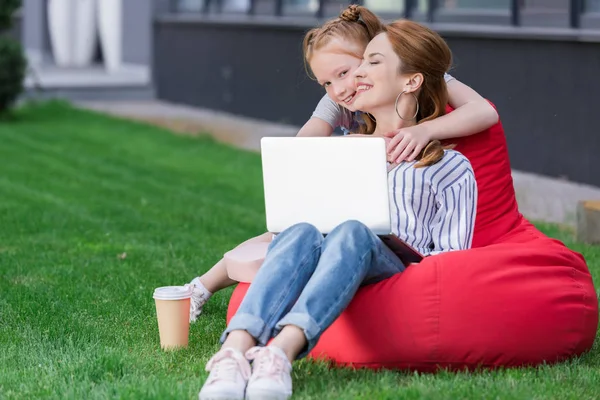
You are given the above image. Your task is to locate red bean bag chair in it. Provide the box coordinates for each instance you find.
[227,104,598,371]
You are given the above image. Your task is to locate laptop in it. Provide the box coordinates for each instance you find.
[260,136,423,265]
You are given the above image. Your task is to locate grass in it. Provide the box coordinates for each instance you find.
[0,101,599,399]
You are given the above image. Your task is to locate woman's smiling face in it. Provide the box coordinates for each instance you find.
[351,32,405,114]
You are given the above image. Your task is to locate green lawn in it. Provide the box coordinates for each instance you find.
[0,102,599,399]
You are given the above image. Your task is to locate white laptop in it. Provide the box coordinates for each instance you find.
[260,136,423,264]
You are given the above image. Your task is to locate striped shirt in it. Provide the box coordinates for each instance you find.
[389,149,477,256]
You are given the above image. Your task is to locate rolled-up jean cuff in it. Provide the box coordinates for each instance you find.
[220,313,271,346]
[275,312,321,359]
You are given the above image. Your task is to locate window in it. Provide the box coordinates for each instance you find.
[439,0,510,10]
[177,0,203,12]
[587,0,600,12]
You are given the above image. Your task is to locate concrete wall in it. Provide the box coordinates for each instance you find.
[122,0,152,65]
[22,0,48,65]
[153,15,600,187]
[21,0,152,66]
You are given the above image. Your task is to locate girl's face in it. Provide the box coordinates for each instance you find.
[309,38,364,112]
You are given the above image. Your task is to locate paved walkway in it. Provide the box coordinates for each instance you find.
[76,99,600,228]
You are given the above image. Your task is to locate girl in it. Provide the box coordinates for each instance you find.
[198,19,477,400]
[298,5,497,164]
[186,5,496,323]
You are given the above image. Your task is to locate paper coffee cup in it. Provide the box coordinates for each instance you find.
[153,286,193,350]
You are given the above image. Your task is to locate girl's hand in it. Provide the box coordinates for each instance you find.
[384,125,432,163]
[350,135,396,168]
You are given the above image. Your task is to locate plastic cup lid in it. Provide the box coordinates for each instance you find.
[153,285,193,300]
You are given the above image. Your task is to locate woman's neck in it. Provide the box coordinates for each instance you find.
[369,105,416,136]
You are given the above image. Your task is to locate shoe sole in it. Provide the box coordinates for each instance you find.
[245,389,291,400]
[199,392,244,400]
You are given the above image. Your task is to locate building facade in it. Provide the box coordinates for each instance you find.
[13,0,600,186]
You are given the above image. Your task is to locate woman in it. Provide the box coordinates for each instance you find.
[186,5,496,322]
[198,20,475,400]
[225,5,596,378]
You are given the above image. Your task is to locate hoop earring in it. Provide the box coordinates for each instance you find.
[394,90,419,121]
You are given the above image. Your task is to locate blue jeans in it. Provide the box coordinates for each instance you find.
[221,220,406,358]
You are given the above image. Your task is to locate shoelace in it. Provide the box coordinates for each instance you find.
[206,350,251,383]
[246,347,285,382]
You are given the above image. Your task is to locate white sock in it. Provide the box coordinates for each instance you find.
[190,277,213,297]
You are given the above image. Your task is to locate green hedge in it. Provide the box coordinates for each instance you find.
[0,0,21,31]
[0,38,27,113]
[0,0,25,114]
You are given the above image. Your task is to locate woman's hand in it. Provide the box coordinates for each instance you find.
[384,124,432,163]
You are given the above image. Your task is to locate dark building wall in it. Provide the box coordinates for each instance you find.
[154,16,600,186]
[154,17,321,126]
[443,35,600,186]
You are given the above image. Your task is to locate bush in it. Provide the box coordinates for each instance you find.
[0,0,26,114]
[0,38,26,113]
[0,0,21,31]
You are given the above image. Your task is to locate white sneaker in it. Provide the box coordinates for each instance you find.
[198,348,251,400]
[245,346,293,400]
[188,277,212,323]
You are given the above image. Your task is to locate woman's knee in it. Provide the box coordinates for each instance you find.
[281,222,323,243]
[329,220,375,244]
